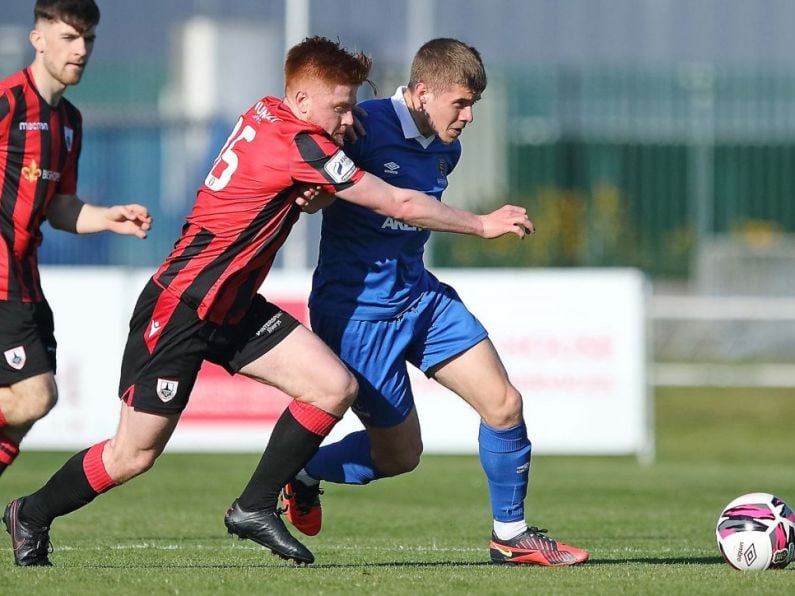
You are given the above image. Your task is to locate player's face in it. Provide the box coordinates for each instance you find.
[419,84,479,144]
[307,83,358,146]
[30,19,96,87]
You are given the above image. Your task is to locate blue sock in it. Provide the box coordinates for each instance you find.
[478,422,531,522]
[305,430,383,485]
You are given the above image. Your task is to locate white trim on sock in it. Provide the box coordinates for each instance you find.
[295,467,319,486]
[493,519,528,541]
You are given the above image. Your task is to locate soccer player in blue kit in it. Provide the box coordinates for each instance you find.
[283,39,589,566]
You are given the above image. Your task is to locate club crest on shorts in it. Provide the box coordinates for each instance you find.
[4,346,26,370]
[156,378,179,402]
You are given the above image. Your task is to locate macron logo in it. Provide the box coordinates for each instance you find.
[148,320,161,338]
[383,161,400,174]
[19,122,49,131]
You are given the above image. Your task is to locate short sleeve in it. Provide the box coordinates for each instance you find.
[290,132,364,194]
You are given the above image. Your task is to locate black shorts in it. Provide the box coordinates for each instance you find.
[0,300,57,385]
[118,279,300,414]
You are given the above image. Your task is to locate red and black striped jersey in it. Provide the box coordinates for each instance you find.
[152,96,364,326]
[0,68,82,302]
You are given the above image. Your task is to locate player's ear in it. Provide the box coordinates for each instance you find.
[295,90,311,116]
[415,82,431,106]
[29,28,45,53]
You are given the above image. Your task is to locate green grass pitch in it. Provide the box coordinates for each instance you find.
[1,387,794,595]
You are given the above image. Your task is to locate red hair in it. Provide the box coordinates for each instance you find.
[285,37,372,89]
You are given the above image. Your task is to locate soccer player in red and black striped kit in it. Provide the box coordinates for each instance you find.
[5,33,531,566]
[0,1,152,480]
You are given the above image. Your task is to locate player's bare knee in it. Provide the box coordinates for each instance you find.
[293,369,355,418]
[340,371,358,408]
[41,383,58,415]
[315,369,358,413]
[400,445,423,473]
[133,452,159,476]
[30,388,58,422]
[374,441,422,476]
[106,447,159,483]
[119,454,157,482]
[10,381,58,424]
[482,387,523,429]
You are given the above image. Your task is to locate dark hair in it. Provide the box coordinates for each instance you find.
[409,38,487,96]
[34,0,100,34]
[285,36,372,89]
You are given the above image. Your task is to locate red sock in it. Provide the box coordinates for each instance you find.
[288,400,339,437]
[82,440,118,494]
[0,431,19,466]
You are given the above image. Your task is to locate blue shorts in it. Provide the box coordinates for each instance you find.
[310,282,487,428]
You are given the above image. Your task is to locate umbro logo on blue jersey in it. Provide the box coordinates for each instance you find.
[383,161,400,174]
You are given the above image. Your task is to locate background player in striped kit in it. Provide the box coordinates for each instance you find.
[0,0,152,479]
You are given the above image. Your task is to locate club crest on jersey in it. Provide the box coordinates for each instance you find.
[324,151,356,184]
[437,158,449,187]
[64,127,74,152]
[21,160,42,182]
[156,378,179,403]
[4,346,26,370]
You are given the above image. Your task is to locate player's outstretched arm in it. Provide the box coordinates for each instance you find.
[47,194,152,238]
[335,172,534,239]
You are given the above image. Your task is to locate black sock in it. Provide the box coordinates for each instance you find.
[237,406,333,512]
[21,448,101,527]
[0,461,7,476]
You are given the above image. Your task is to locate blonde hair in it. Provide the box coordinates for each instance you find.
[409,38,486,96]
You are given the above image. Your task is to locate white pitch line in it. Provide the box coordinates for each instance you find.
[1,543,483,553]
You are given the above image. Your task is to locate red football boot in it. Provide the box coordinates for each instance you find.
[489,526,589,566]
[282,479,323,536]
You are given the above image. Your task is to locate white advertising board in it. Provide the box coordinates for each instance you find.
[23,267,651,459]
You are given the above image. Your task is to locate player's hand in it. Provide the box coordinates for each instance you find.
[295,185,336,213]
[344,105,368,143]
[295,185,321,210]
[478,205,535,239]
[105,204,152,239]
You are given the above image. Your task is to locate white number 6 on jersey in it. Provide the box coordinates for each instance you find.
[204,117,256,191]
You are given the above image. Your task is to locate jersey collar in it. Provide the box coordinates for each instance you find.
[390,86,436,149]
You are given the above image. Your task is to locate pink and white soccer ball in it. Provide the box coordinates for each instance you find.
[716,492,795,570]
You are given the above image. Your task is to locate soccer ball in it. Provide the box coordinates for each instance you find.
[715,492,795,571]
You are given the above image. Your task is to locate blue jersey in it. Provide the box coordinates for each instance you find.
[309,88,461,320]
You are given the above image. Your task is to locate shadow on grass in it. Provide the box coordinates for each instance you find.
[67,557,726,570]
[587,556,724,566]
